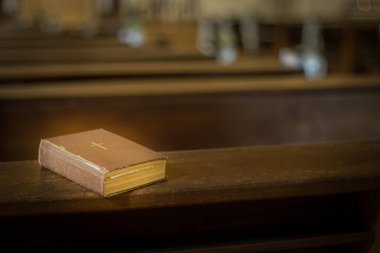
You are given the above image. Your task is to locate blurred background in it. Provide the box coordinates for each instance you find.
[0,0,379,162]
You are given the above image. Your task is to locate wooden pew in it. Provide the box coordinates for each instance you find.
[0,35,123,49]
[0,28,295,83]
[0,141,379,252]
[0,56,294,83]
[0,23,198,51]
[0,74,379,162]
[0,23,200,65]
[0,21,378,74]
[2,24,376,164]
[0,45,205,65]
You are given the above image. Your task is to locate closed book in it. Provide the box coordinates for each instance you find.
[38,129,167,197]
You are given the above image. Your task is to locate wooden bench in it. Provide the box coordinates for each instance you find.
[1,74,379,162]
[1,141,379,252]
[0,56,293,83]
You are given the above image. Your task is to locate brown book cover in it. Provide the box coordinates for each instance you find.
[38,129,167,197]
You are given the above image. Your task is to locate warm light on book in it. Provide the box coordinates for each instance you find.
[38,129,167,197]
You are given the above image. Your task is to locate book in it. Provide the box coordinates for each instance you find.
[38,129,167,197]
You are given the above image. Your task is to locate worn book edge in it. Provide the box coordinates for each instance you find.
[39,140,108,174]
[39,140,107,195]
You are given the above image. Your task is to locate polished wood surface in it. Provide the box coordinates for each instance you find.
[0,36,123,49]
[0,56,292,83]
[1,74,379,98]
[1,141,380,216]
[0,142,379,252]
[0,45,203,64]
[1,78,380,162]
[0,23,197,49]
[0,23,199,66]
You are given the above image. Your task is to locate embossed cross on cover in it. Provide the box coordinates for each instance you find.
[38,129,167,197]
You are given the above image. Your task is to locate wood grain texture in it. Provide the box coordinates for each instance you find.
[0,46,203,64]
[0,24,199,65]
[1,141,380,217]
[1,74,379,99]
[0,36,124,49]
[1,85,380,162]
[0,56,290,83]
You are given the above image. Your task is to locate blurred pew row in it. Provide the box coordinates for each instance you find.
[0,21,379,78]
[0,17,380,163]
[0,0,379,160]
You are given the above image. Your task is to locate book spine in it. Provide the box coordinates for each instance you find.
[38,140,105,196]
